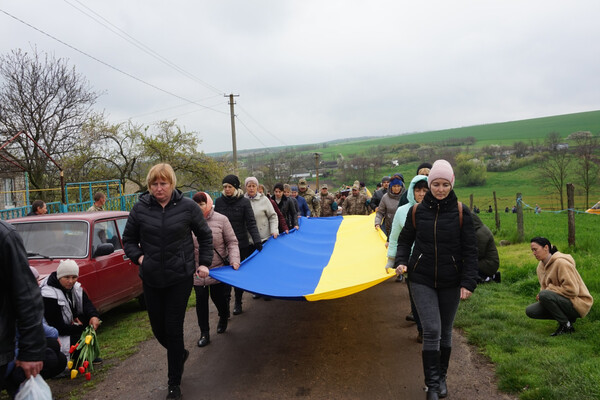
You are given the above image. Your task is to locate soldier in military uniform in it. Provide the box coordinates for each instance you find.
[342,184,370,215]
[318,184,338,217]
[297,178,320,217]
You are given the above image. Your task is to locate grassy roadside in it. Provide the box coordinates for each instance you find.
[454,212,600,400]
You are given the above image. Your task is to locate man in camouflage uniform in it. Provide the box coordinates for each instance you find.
[298,178,320,217]
[342,184,370,215]
[318,184,337,217]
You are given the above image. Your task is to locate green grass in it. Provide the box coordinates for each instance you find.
[455,212,600,400]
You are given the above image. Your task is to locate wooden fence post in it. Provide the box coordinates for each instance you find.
[567,183,575,247]
[516,193,524,242]
[493,191,500,231]
[469,194,473,211]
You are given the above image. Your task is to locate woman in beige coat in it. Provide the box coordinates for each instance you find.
[526,237,593,336]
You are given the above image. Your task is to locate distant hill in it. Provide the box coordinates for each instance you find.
[209,110,600,158]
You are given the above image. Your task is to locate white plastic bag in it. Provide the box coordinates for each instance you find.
[15,374,53,400]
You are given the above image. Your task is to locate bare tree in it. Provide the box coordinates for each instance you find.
[573,134,599,209]
[538,133,571,210]
[0,48,100,199]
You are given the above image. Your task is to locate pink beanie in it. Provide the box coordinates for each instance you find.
[245,176,259,187]
[428,160,455,188]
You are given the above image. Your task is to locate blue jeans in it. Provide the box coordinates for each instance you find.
[410,282,460,351]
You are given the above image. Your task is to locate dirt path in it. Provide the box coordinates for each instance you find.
[49,279,517,399]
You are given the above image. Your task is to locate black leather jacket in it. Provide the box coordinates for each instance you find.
[0,220,46,366]
[395,190,478,292]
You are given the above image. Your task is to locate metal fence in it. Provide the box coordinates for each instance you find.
[0,190,222,220]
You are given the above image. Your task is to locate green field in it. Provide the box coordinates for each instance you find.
[455,212,600,400]
[295,109,600,158]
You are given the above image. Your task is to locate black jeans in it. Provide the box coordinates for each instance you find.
[143,277,193,386]
[410,282,460,351]
[194,283,229,333]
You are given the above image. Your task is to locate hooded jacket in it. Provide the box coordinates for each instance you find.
[395,190,478,292]
[387,175,428,259]
[123,189,213,288]
[536,252,593,318]
[0,221,45,366]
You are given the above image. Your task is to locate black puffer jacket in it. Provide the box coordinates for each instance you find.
[0,220,45,366]
[123,189,213,288]
[395,190,478,292]
[214,189,261,250]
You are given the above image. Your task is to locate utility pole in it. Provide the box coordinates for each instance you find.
[226,94,239,173]
[314,152,322,190]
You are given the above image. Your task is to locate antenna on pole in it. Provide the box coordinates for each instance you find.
[226,94,239,173]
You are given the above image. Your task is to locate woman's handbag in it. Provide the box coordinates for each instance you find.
[214,248,230,266]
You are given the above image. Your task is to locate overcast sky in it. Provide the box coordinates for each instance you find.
[1,1,599,154]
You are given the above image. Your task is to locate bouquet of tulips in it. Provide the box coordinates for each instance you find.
[67,324,100,380]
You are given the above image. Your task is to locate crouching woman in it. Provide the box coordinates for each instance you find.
[526,237,593,336]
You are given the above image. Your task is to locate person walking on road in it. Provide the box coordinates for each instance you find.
[214,175,262,316]
[374,173,404,238]
[273,183,298,231]
[318,184,338,217]
[391,160,478,400]
[342,184,370,215]
[386,174,429,337]
[192,192,240,348]
[297,178,320,217]
[123,163,213,400]
[526,237,593,336]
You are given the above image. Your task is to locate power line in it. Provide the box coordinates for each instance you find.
[237,104,288,147]
[0,8,227,116]
[235,116,271,151]
[63,0,224,95]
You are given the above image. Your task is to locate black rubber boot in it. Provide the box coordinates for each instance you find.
[422,350,441,400]
[439,347,451,398]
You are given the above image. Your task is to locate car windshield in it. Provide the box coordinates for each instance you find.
[14,221,89,258]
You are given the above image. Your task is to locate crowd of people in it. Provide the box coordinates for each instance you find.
[1,160,594,400]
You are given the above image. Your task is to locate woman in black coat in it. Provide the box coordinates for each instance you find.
[272,183,298,231]
[393,160,478,400]
[214,174,262,316]
[123,163,213,400]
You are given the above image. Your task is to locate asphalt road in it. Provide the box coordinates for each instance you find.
[84,278,515,400]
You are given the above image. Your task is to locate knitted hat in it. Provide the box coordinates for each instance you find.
[381,176,391,183]
[416,162,432,175]
[390,175,404,187]
[222,174,240,189]
[245,176,259,187]
[291,185,299,191]
[428,160,455,188]
[56,259,79,279]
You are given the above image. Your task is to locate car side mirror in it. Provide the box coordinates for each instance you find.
[94,243,115,258]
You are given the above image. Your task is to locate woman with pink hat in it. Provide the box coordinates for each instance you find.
[391,159,478,400]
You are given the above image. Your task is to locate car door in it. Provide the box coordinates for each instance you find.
[90,219,136,312]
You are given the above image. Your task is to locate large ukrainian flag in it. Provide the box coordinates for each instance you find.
[209,214,394,301]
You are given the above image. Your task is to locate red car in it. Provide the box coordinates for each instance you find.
[9,211,143,313]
